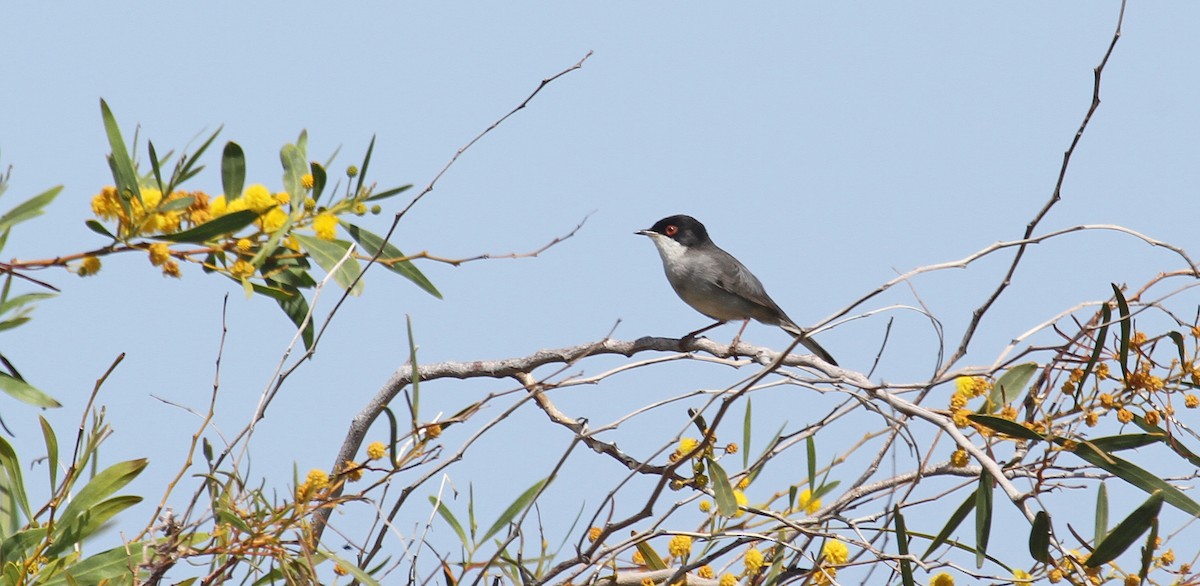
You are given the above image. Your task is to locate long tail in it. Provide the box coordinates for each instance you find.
[780,322,838,366]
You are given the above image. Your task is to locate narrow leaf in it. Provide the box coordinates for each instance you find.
[0,186,62,234]
[364,184,412,202]
[293,233,364,295]
[281,143,306,208]
[221,142,246,201]
[894,507,915,586]
[39,416,58,489]
[634,540,667,570]
[148,141,164,193]
[310,161,327,200]
[923,492,975,559]
[967,414,1043,442]
[986,362,1037,412]
[1087,491,1163,567]
[85,220,116,240]
[1066,439,1200,516]
[428,496,468,546]
[344,223,440,298]
[974,470,993,568]
[706,458,738,517]
[0,373,60,408]
[1096,483,1109,543]
[742,398,752,469]
[356,135,375,196]
[1111,284,1131,379]
[54,459,147,534]
[152,209,258,243]
[479,478,548,543]
[1029,511,1051,563]
[0,437,32,521]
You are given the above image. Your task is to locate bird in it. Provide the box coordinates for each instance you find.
[636,214,837,366]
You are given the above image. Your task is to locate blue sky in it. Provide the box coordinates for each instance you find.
[3,2,1199,582]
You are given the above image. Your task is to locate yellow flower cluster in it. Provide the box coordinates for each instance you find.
[366,441,387,460]
[667,535,692,558]
[743,548,764,573]
[295,468,331,501]
[797,488,821,515]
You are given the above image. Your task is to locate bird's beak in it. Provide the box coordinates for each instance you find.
[635,229,654,237]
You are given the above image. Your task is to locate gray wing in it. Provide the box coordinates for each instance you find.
[706,245,791,325]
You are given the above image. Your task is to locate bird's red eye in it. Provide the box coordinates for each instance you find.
[664,225,678,236]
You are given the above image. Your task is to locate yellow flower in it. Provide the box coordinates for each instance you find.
[632,550,645,565]
[210,195,228,217]
[346,165,358,178]
[668,535,692,558]
[1096,363,1110,379]
[950,448,969,468]
[811,567,836,586]
[425,423,442,439]
[639,578,653,586]
[737,477,751,490]
[719,574,737,586]
[1161,548,1175,565]
[333,564,348,576]
[91,186,122,219]
[697,566,714,579]
[1085,411,1099,426]
[822,540,849,565]
[952,408,971,428]
[301,173,315,189]
[743,548,764,573]
[949,393,967,409]
[1098,393,1115,408]
[1123,574,1139,586]
[304,197,316,210]
[236,238,253,253]
[725,442,738,454]
[698,500,712,513]
[78,256,101,277]
[677,437,699,454]
[354,202,367,215]
[798,488,821,515]
[306,469,329,491]
[230,259,255,280]
[274,191,290,206]
[930,572,954,586]
[1012,569,1032,584]
[148,242,171,266]
[1048,568,1063,583]
[162,259,181,279]
[140,187,163,208]
[341,460,363,482]
[1116,408,1133,424]
[366,441,386,460]
[313,212,337,240]
[242,184,276,213]
[1144,410,1160,426]
[1000,405,1018,421]
[1186,394,1199,408]
[956,376,990,398]
[1132,331,1147,346]
[587,527,601,542]
[259,207,288,233]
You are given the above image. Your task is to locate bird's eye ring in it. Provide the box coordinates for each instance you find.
[664,225,678,236]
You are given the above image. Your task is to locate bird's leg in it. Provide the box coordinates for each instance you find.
[728,318,751,350]
[683,320,725,340]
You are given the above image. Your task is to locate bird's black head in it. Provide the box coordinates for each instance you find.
[643,215,711,247]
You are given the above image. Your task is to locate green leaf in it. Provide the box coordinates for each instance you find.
[806,435,817,497]
[0,186,62,234]
[1138,518,1158,584]
[706,457,738,517]
[1029,510,1051,564]
[53,459,147,538]
[1064,439,1200,516]
[158,194,195,213]
[153,209,259,243]
[1096,483,1109,543]
[974,469,993,569]
[1,527,47,562]
[293,233,364,295]
[966,414,1043,442]
[312,551,380,586]
[148,141,165,193]
[309,161,327,201]
[221,142,246,201]
[428,496,468,546]
[1088,491,1163,567]
[344,223,441,298]
[356,135,375,196]
[99,99,141,207]
[0,318,30,333]
[0,292,54,317]
[479,478,548,543]
[363,184,412,202]
[1088,433,1165,452]
[0,437,32,522]
[85,220,116,240]
[1111,284,1131,379]
[1168,331,1188,367]
[40,542,144,586]
[0,373,60,408]
[985,362,1037,413]
[269,285,314,350]
[923,491,975,560]
[894,506,915,586]
[1075,303,1112,406]
[46,495,142,556]
[281,142,306,208]
[39,416,58,489]
[407,316,420,430]
[634,540,667,570]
